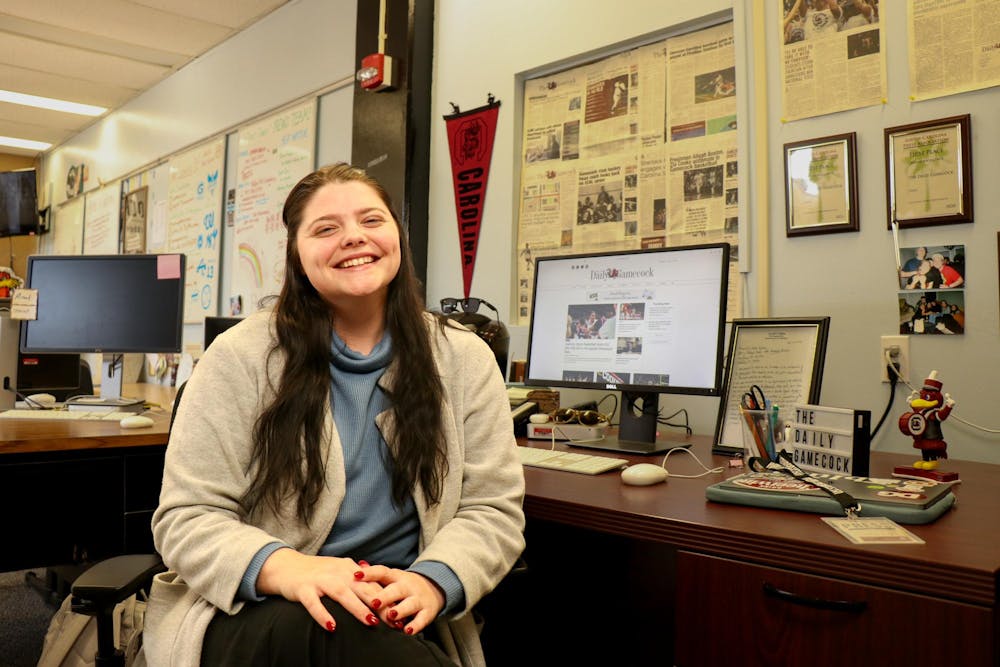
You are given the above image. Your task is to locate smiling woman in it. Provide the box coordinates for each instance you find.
[145,163,526,667]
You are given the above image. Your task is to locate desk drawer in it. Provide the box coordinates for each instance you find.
[675,551,994,667]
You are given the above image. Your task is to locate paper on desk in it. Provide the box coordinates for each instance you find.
[507,386,532,401]
[821,516,924,545]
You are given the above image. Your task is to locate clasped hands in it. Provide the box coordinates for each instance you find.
[256,549,444,636]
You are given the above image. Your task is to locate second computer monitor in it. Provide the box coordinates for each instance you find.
[524,242,730,453]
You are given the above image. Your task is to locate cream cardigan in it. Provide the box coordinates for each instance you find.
[141,311,525,666]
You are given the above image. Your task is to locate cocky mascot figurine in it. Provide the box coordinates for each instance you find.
[897,370,959,481]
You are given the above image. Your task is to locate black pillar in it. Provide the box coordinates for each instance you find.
[352,0,434,287]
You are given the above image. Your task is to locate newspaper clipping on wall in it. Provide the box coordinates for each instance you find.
[779,0,885,121]
[908,0,1000,101]
[515,22,740,326]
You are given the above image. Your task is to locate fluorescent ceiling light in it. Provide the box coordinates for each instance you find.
[0,89,107,116]
[0,135,52,151]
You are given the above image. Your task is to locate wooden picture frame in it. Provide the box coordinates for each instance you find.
[783,133,858,237]
[713,317,831,456]
[885,114,973,229]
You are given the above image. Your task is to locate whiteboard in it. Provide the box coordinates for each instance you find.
[47,198,85,255]
[232,99,316,313]
[82,182,121,255]
[167,138,226,322]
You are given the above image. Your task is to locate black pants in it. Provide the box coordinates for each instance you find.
[201,597,454,666]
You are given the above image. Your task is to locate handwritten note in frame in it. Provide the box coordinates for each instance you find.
[713,317,830,455]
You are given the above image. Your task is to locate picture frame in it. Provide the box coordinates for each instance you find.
[713,317,831,456]
[884,114,973,230]
[783,133,858,237]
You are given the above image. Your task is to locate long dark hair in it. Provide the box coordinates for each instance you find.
[242,163,447,523]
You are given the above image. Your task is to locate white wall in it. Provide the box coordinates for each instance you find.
[428,2,1000,465]
[43,0,357,204]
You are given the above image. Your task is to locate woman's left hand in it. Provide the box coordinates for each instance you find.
[355,566,444,635]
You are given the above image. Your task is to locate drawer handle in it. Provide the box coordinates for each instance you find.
[762,582,868,613]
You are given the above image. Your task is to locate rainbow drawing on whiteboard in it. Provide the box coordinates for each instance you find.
[239,243,263,287]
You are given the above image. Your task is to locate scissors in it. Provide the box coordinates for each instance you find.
[741,384,768,411]
[740,384,774,461]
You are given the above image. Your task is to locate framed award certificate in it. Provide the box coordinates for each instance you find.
[885,115,972,229]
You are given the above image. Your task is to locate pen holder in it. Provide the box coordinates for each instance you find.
[739,407,774,465]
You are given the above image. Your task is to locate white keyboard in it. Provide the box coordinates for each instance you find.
[0,409,142,421]
[517,446,627,475]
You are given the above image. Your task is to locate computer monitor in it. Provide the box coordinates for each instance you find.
[524,242,729,454]
[204,316,242,350]
[19,254,185,410]
[16,352,89,401]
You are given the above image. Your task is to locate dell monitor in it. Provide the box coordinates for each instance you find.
[19,254,185,410]
[524,242,729,454]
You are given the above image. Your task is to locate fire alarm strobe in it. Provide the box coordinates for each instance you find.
[357,53,394,91]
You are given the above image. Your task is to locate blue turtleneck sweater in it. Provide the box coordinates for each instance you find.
[238,331,464,614]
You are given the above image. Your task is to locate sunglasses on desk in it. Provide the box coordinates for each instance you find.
[440,297,500,319]
[550,407,610,427]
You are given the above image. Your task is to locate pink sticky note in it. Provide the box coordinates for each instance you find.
[157,254,182,279]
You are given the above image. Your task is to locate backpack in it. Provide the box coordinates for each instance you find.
[36,591,147,667]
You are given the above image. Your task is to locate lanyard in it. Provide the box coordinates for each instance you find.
[753,451,861,518]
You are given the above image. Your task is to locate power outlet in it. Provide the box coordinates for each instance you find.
[880,335,910,383]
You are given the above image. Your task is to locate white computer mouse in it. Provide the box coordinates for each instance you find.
[26,393,57,406]
[120,415,155,429]
[621,463,669,486]
[529,413,550,424]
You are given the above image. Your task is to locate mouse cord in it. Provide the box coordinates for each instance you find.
[659,446,725,478]
[549,424,607,448]
[15,391,54,410]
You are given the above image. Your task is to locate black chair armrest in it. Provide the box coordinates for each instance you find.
[69,554,164,666]
[70,554,164,612]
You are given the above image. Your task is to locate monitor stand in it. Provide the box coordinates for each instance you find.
[64,353,144,413]
[565,391,691,455]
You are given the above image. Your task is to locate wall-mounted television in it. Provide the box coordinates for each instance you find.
[0,169,41,237]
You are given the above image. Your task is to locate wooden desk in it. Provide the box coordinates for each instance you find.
[0,384,174,572]
[506,437,1000,667]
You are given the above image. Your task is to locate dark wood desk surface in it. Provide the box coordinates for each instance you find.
[4,408,996,612]
[520,436,1000,609]
[0,383,174,455]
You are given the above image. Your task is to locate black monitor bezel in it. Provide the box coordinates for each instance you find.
[19,253,186,355]
[523,242,730,397]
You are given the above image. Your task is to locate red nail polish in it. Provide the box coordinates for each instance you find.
[405,626,414,635]
[359,560,370,567]
[387,609,397,620]
[326,621,335,632]
[366,613,379,625]
[354,571,364,580]
[371,599,381,609]
[393,620,404,629]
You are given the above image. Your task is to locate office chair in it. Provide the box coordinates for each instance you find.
[67,379,526,665]
[65,382,185,666]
